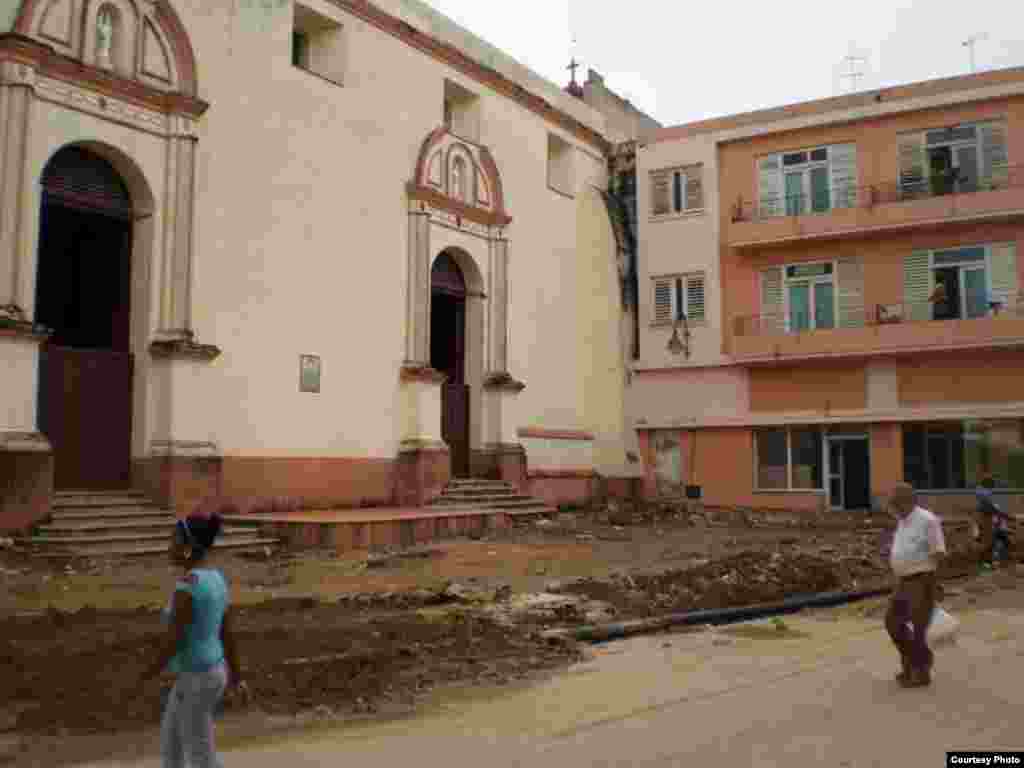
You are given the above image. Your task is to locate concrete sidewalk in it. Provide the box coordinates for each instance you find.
[83,599,1024,768]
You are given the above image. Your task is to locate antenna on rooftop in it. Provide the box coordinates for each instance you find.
[838,43,868,94]
[963,32,989,73]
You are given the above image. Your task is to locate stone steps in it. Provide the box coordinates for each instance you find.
[15,490,279,558]
[426,480,551,517]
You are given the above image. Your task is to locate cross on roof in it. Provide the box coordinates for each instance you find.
[567,57,580,86]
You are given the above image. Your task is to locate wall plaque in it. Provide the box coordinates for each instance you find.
[300,354,321,394]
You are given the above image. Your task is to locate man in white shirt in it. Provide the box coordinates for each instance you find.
[884,482,946,688]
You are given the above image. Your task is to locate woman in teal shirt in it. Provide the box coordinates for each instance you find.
[142,512,247,768]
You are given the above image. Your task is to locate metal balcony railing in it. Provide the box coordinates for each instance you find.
[731,164,1024,223]
[734,294,1024,338]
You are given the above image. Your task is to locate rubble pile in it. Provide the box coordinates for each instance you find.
[553,549,890,619]
[0,600,579,738]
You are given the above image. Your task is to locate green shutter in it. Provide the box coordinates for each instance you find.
[989,242,1018,310]
[837,257,865,328]
[760,267,784,332]
[981,121,1009,189]
[653,277,673,324]
[685,164,704,210]
[829,143,858,209]
[686,275,706,322]
[904,250,931,322]
[651,171,670,216]
[898,133,926,198]
[758,155,782,218]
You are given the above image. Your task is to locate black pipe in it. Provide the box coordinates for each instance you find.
[547,586,893,644]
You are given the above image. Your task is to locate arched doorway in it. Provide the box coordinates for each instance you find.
[35,146,135,490]
[431,251,470,478]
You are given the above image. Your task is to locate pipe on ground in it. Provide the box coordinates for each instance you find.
[542,586,893,645]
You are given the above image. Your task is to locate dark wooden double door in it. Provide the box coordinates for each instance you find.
[35,171,134,490]
[431,252,470,478]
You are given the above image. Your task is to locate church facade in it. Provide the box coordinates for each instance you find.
[0,0,650,529]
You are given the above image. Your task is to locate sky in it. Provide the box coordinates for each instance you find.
[422,0,1024,128]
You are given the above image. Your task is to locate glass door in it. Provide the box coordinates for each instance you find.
[785,172,805,216]
[828,439,844,510]
[955,145,979,192]
[963,267,988,319]
[788,283,811,332]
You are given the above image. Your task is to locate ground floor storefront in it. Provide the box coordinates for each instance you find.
[639,417,1024,517]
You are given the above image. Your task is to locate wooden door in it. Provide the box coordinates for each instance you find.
[441,382,470,478]
[39,346,133,490]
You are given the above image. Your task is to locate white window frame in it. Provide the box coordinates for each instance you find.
[761,145,840,217]
[651,273,706,326]
[650,166,704,218]
[753,426,826,492]
[780,148,830,216]
[782,260,838,333]
[923,123,982,191]
[928,246,993,320]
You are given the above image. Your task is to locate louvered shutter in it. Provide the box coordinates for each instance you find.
[989,242,1018,311]
[837,256,865,328]
[651,171,670,216]
[686,275,706,322]
[758,155,782,218]
[760,267,784,332]
[980,122,1009,189]
[653,277,673,324]
[685,165,704,210]
[903,250,932,322]
[829,143,858,209]
[898,133,926,198]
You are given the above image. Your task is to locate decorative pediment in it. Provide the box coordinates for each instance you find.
[408,127,511,228]
[14,0,198,97]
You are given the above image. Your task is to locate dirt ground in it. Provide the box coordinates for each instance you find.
[0,511,1000,766]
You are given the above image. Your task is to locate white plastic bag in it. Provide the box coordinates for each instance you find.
[907,605,959,645]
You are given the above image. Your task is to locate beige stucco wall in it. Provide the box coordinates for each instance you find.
[634,133,726,370]
[574,185,631,474]
[0,0,625,476]
[175,0,616,460]
[0,336,39,432]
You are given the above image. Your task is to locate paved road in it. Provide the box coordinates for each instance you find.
[85,595,1024,768]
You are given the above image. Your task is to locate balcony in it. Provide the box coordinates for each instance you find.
[732,296,1024,365]
[728,165,1024,249]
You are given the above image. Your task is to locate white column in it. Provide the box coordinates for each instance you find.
[157,118,199,339]
[487,237,509,374]
[406,209,431,366]
[0,62,34,321]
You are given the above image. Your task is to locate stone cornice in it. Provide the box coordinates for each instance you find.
[517,427,595,442]
[0,314,51,342]
[407,182,512,228]
[149,337,222,361]
[0,431,52,453]
[400,364,448,384]
[0,34,209,119]
[483,371,526,393]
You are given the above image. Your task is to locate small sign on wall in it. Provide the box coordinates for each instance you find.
[299,354,321,394]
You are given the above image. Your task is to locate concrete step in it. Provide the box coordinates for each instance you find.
[54,496,158,510]
[24,538,280,558]
[437,490,523,500]
[50,507,172,521]
[39,518,174,534]
[20,527,259,546]
[431,492,534,503]
[444,482,515,492]
[423,503,553,515]
[429,497,549,509]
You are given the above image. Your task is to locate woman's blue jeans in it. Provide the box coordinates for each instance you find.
[160,662,227,768]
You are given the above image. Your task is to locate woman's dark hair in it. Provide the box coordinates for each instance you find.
[177,514,223,555]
